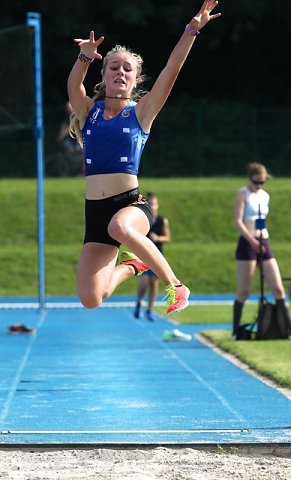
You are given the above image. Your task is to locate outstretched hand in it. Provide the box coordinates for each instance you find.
[188,0,221,32]
[74,31,104,60]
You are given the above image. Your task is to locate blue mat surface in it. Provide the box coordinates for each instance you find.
[0,304,290,445]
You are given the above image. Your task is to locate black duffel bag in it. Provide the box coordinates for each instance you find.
[256,300,291,340]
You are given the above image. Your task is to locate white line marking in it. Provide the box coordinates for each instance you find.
[0,310,47,425]
[128,309,247,426]
[148,333,265,441]
[0,300,257,310]
[149,331,248,424]
[197,333,291,401]
[0,429,249,435]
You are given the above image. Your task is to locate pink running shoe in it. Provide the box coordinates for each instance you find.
[165,284,190,315]
[121,251,149,277]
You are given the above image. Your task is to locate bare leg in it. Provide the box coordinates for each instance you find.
[236,260,257,303]
[133,274,149,318]
[263,258,291,330]
[108,207,181,286]
[144,276,160,321]
[233,260,257,335]
[263,258,285,299]
[77,242,135,308]
[136,275,150,304]
[148,276,159,311]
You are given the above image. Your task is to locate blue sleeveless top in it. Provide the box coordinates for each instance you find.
[81,100,149,176]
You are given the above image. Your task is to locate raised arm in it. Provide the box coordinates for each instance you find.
[67,32,104,127]
[135,0,221,132]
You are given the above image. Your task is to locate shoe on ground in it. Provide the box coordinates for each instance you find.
[8,324,35,334]
[145,309,154,322]
[164,284,190,315]
[120,250,149,276]
[134,303,141,319]
[163,329,192,342]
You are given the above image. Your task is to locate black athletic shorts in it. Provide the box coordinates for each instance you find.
[84,187,153,247]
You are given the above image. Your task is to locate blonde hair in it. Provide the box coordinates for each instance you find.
[70,45,146,147]
[246,162,271,178]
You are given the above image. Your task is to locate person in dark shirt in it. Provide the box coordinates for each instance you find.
[134,193,171,321]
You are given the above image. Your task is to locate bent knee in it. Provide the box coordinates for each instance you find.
[78,292,103,309]
[108,219,130,243]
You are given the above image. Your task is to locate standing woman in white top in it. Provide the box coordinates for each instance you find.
[232,162,287,337]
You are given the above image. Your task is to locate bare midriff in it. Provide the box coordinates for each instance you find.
[85,173,139,200]
[243,219,269,239]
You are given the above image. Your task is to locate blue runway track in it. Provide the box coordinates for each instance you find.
[0,298,290,445]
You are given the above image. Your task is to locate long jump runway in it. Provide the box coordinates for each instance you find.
[0,302,290,445]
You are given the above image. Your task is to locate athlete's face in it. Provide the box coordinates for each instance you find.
[249,174,267,191]
[103,53,138,97]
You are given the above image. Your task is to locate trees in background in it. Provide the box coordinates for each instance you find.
[1,1,291,177]
[1,0,290,106]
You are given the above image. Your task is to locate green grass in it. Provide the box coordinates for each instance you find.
[0,246,38,296]
[202,330,291,389]
[1,177,291,296]
[154,303,258,325]
[2,178,291,390]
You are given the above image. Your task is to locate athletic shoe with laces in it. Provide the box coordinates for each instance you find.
[164,284,190,315]
[120,250,149,277]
